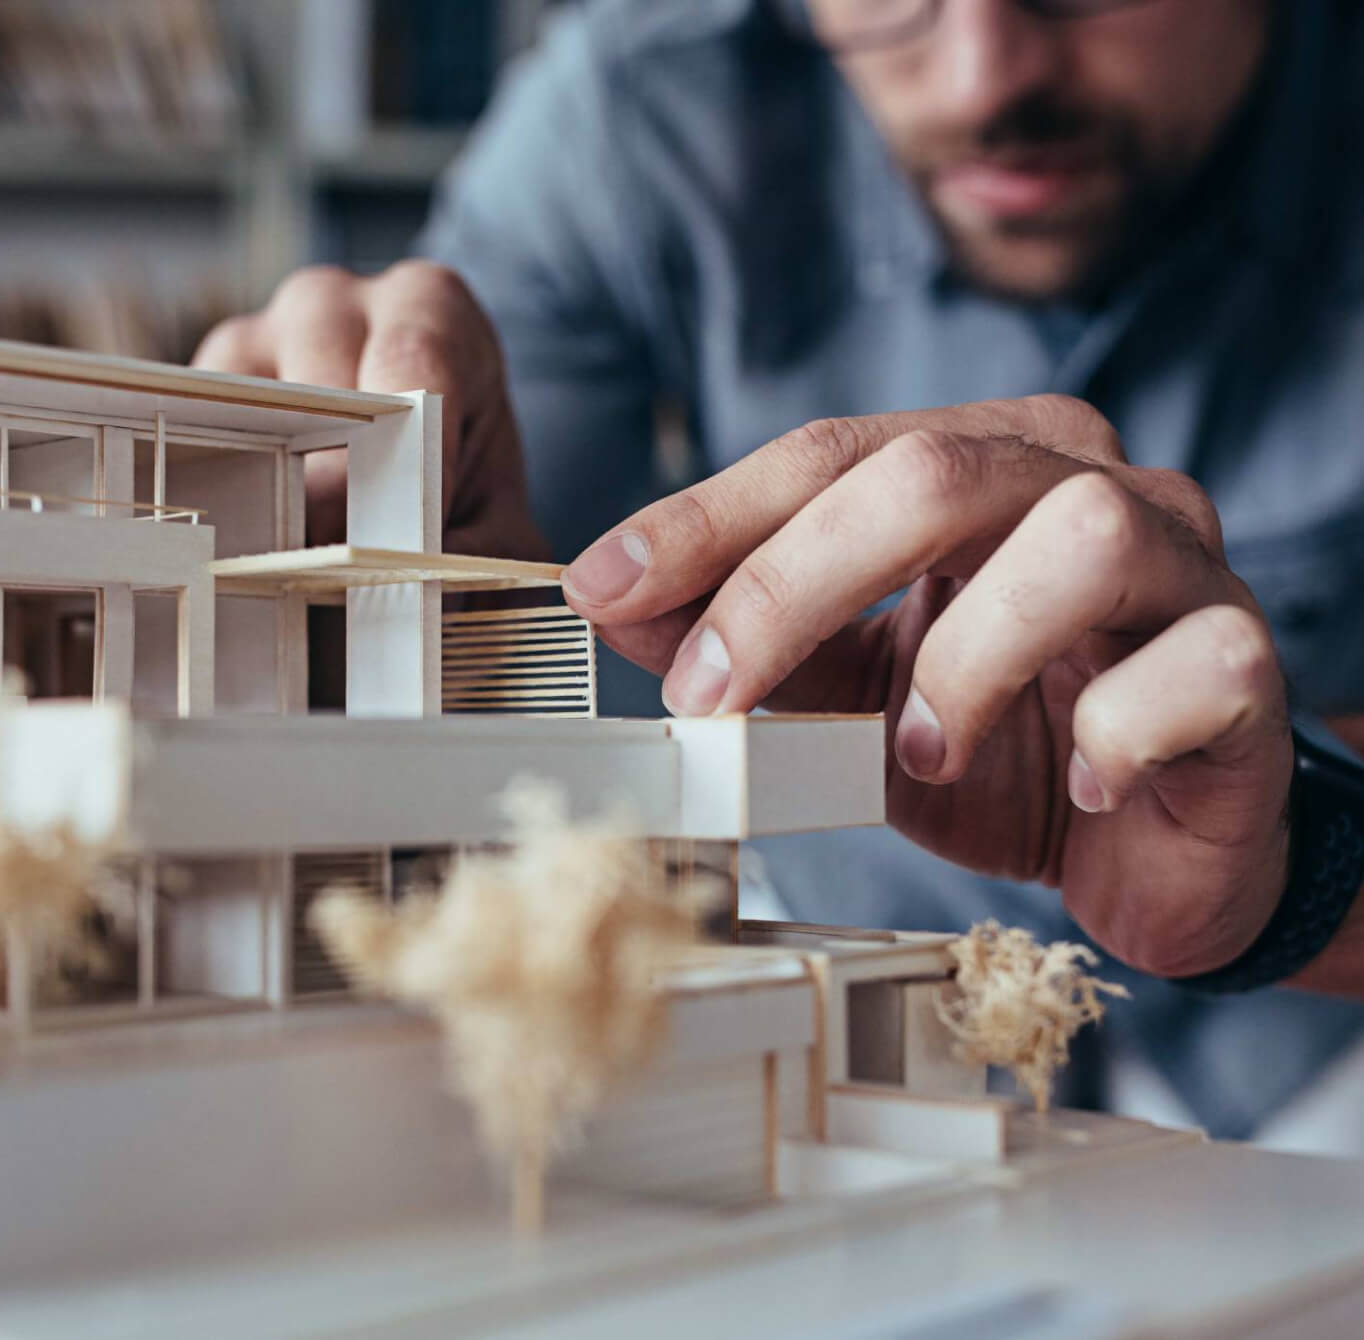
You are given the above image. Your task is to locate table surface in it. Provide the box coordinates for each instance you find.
[4,1131,1363,1340]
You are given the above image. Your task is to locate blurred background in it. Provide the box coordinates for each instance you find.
[0,0,563,363]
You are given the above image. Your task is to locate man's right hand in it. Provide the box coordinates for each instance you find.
[193,260,547,559]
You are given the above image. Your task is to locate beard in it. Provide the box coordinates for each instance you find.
[901,92,1184,303]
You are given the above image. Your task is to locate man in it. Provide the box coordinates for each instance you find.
[195,0,1364,1140]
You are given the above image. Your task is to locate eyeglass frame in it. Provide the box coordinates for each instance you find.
[802,0,1162,54]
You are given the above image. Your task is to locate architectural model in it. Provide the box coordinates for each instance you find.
[4,341,1362,1339]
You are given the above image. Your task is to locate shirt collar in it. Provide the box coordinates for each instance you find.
[1229,0,1341,272]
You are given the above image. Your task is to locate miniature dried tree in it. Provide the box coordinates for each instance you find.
[0,670,130,1011]
[936,919,1130,1113]
[312,779,716,1234]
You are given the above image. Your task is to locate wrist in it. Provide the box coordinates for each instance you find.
[1173,731,1364,994]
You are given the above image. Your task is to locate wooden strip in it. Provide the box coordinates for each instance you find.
[442,621,587,636]
[441,687,591,698]
[445,708,594,718]
[442,626,585,639]
[441,679,591,690]
[443,636,589,651]
[137,859,156,1008]
[439,650,591,667]
[6,920,33,1036]
[443,687,591,697]
[93,428,106,518]
[441,605,585,624]
[153,410,166,519]
[1,404,283,448]
[442,619,585,631]
[0,487,203,520]
[443,632,585,645]
[0,339,411,420]
[439,682,589,693]
[586,623,598,719]
[442,671,591,684]
[442,691,593,703]
[763,1052,779,1199]
[441,651,589,664]
[802,955,829,1141]
[209,544,563,585]
[444,643,586,655]
[442,648,589,662]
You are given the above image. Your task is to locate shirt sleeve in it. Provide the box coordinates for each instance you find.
[415,11,662,564]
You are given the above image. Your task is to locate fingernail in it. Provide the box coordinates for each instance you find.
[663,627,731,717]
[563,532,648,604]
[1068,750,1108,814]
[896,687,946,779]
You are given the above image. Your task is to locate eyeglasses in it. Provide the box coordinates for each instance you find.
[810,0,1158,53]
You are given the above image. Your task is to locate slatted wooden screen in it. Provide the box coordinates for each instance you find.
[291,850,387,997]
[441,605,597,718]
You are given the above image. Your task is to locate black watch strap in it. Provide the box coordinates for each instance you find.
[1175,731,1364,995]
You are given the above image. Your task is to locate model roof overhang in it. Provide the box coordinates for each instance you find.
[209,545,564,594]
[0,341,415,439]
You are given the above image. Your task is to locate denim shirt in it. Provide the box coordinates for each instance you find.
[420,0,1364,1137]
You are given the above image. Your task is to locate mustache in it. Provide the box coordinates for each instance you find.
[916,93,1135,166]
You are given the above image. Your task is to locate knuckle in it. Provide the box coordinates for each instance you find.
[1021,393,1123,459]
[1151,470,1225,552]
[661,488,724,556]
[195,314,259,365]
[1051,471,1140,564]
[877,430,981,505]
[269,264,356,315]
[728,551,798,625]
[1071,693,1129,774]
[366,319,449,375]
[382,258,474,310]
[777,417,875,485]
[1199,604,1278,686]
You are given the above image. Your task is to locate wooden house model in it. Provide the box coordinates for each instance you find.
[0,342,1194,1286]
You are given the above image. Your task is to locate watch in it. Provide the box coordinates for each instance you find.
[1175,730,1364,994]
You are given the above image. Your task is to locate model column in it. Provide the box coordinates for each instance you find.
[345,391,442,718]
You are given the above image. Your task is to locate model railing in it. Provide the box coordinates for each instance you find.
[0,488,203,523]
[442,605,597,718]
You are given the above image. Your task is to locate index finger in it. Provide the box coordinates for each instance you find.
[561,394,1123,625]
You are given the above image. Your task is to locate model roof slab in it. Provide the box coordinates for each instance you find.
[0,340,414,441]
[0,705,885,853]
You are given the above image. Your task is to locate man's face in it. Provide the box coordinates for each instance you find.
[810,0,1272,300]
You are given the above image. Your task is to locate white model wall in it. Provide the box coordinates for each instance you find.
[214,596,280,714]
[158,857,270,1000]
[7,437,95,505]
[0,1021,479,1284]
[139,449,276,558]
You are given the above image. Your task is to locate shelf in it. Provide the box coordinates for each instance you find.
[209,544,565,595]
[0,124,470,196]
[0,126,247,193]
[305,125,471,189]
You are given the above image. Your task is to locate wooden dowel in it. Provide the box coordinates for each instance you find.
[153,410,166,522]
[512,1142,546,1237]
